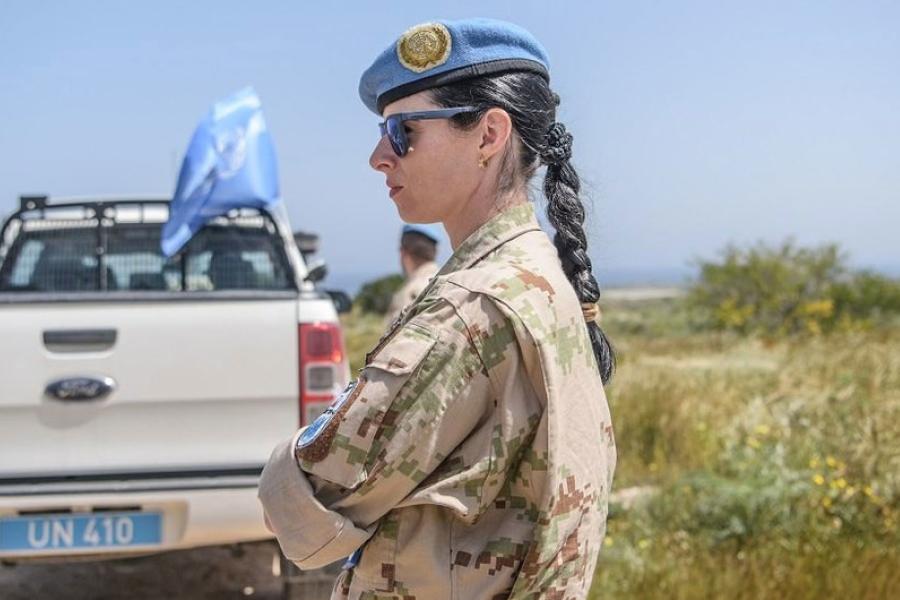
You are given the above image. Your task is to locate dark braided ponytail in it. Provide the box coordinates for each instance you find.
[541,120,615,383]
[431,73,615,384]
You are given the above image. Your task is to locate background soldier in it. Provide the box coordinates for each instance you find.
[384,223,440,326]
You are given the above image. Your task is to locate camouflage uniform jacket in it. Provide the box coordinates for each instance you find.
[384,260,440,328]
[258,202,616,599]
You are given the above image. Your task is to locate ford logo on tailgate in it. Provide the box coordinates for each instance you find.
[45,377,116,402]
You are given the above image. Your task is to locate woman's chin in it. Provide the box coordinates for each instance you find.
[393,194,443,224]
[393,196,417,220]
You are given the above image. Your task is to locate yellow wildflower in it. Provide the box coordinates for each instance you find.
[822,497,833,508]
[604,537,614,547]
[754,424,771,436]
[747,437,760,449]
[813,474,825,486]
[800,299,835,318]
[638,539,651,550]
[809,457,820,469]
[835,478,847,489]
[826,456,838,469]
[864,486,875,497]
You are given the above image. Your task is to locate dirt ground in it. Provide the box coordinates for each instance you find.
[0,540,337,600]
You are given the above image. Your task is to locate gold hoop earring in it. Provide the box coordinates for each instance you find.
[478,156,489,168]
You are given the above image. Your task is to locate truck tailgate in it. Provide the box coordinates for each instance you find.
[0,296,298,477]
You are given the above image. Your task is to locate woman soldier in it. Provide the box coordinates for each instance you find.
[259,18,617,599]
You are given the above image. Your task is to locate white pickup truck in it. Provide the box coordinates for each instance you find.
[0,196,349,570]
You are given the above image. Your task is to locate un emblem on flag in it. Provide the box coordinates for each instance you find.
[214,126,248,178]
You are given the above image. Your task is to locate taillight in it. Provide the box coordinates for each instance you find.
[299,322,349,426]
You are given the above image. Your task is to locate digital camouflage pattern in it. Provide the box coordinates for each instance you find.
[258,202,616,599]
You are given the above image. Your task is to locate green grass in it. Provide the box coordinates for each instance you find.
[592,298,900,599]
[340,299,900,599]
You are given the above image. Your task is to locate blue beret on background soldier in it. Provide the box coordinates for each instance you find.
[384,223,441,327]
[259,17,617,599]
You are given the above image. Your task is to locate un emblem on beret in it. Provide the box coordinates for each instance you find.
[397,22,452,73]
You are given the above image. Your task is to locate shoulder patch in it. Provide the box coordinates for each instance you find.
[295,380,365,463]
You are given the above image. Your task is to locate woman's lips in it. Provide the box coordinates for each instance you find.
[389,186,403,199]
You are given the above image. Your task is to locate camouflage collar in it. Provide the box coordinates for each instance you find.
[439,202,542,275]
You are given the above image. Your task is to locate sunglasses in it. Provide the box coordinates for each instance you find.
[378,106,478,157]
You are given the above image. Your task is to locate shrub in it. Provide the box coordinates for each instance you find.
[831,270,900,322]
[687,240,900,335]
[354,273,404,314]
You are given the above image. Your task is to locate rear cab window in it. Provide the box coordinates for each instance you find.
[0,202,296,293]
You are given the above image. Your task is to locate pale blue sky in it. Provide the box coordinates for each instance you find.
[1,1,897,291]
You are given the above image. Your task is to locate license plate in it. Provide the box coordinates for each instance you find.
[0,511,162,553]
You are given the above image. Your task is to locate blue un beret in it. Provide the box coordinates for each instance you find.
[359,18,550,115]
[401,223,441,244]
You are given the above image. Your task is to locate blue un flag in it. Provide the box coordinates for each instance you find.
[161,87,280,257]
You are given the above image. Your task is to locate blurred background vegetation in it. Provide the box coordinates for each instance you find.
[353,273,404,316]
[687,240,900,336]
[340,239,899,599]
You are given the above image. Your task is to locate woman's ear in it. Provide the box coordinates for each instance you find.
[478,108,513,161]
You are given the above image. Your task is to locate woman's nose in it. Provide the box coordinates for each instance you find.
[369,135,396,172]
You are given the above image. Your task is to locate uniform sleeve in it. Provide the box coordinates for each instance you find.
[258,297,495,568]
